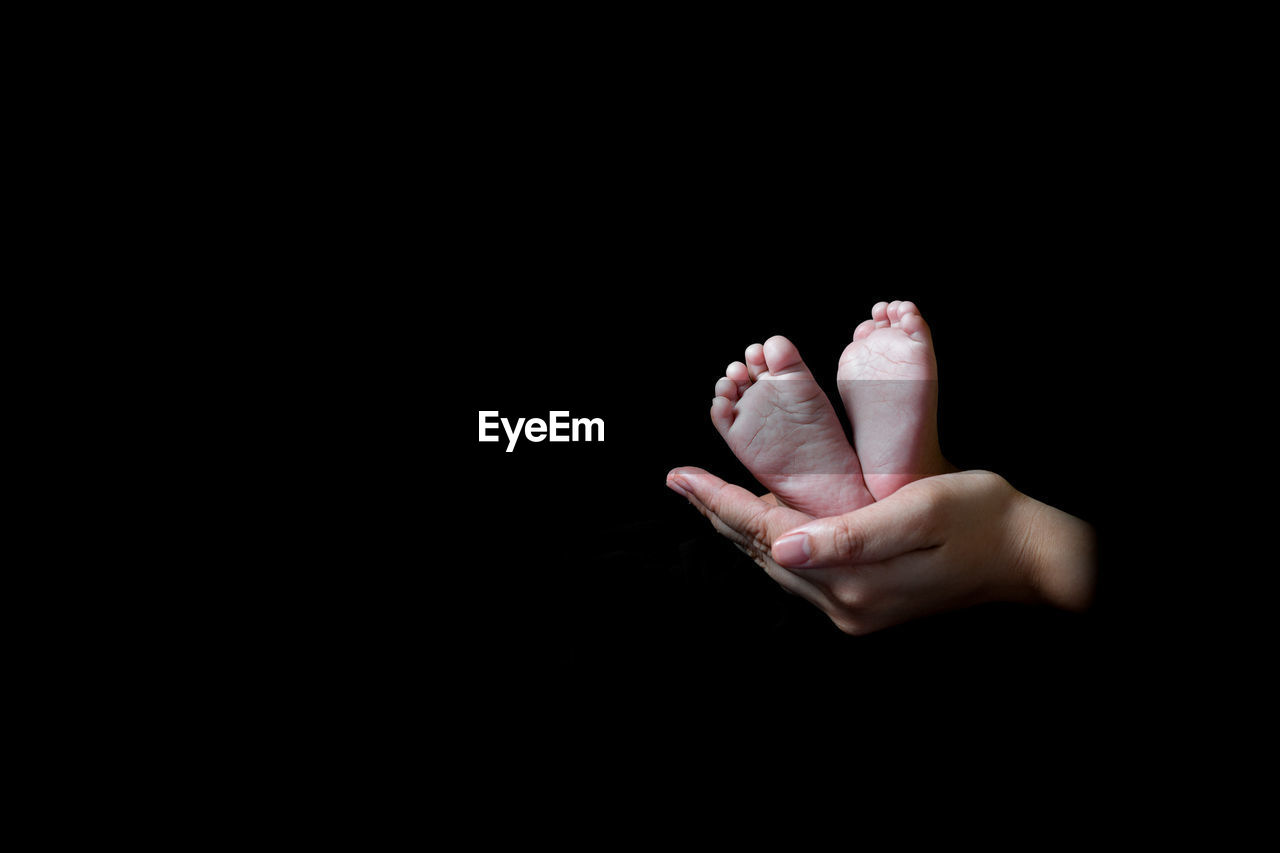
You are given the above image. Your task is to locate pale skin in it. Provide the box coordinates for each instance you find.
[689,299,1095,633]
[711,300,953,518]
[665,466,1096,635]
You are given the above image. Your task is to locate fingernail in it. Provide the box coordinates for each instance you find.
[772,533,810,566]
[666,474,689,497]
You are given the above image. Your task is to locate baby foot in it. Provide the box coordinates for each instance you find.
[711,335,875,518]
[838,300,951,500]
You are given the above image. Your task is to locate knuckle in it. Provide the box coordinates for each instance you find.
[749,506,775,540]
[704,479,731,512]
[832,519,863,563]
[974,469,1005,487]
[833,580,869,611]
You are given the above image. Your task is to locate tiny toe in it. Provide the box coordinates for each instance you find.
[887,300,903,325]
[745,343,766,380]
[871,302,890,323]
[714,376,739,402]
[900,310,930,342]
[852,318,877,341]
[762,334,806,376]
[897,300,919,319]
[710,395,735,435]
[726,361,751,396]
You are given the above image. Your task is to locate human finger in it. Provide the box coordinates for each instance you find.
[770,484,941,569]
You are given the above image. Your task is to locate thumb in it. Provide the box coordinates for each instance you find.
[770,487,939,569]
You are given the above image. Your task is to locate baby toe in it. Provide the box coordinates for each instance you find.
[745,343,766,380]
[899,310,930,343]
[761,335,806,377]
[726,360,752,396]
[710,395,736,435]
[852,318,877,341]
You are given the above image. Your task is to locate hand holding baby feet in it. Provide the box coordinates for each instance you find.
[711,335,875,518]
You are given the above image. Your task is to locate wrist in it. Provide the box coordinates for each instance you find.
[1012,492,1097,612]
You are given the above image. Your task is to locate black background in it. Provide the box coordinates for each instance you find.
[425,73,1197,757]
[55,20,1256,821]
[455,212,1142,743]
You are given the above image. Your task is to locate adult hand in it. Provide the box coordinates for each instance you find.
[666,467,1095,635]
